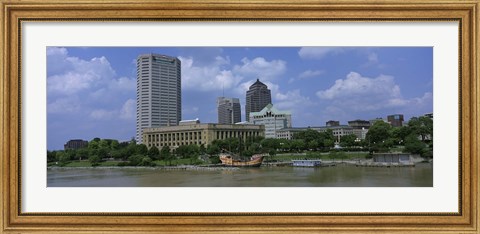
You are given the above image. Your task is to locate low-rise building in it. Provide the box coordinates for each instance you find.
[276,127,309,140]
[315,125,354,143]
[387,114,404,127]
[276,125,354,143]
[142,123,265,149]
[249,104,292,139]
[326,120,340,127]
[348,119,370,140]
[64,139,88,150]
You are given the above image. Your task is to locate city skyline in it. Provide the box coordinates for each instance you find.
[47,47,433,150]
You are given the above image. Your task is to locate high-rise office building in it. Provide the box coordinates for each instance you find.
[136,53,181,144]
[245,79,272,122]
[217,97,242,124]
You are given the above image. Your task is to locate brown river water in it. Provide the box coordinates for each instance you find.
[47,163,433,187]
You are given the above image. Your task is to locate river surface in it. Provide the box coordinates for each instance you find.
[47,163,433,187]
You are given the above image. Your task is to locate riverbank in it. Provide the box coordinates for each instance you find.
[48,164,239,171]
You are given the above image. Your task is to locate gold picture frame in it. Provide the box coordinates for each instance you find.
[1,0,478,233]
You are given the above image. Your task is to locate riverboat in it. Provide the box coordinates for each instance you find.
[292,159,323,167]
[219,152,266,167]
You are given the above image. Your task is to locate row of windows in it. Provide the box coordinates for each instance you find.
[146,132,204,142]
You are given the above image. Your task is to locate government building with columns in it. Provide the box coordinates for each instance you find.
[142,121,265,149]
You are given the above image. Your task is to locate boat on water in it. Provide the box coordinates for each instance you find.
[219,152,266,167]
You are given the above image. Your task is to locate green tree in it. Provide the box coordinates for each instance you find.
[160,146,172,165]
[290,139,305,152]
[138,156,155,167]
[407,116,433,142]
[110,140,120,150]
[199,144,206,155]
[76,148,89,160]
[47,150,57,162]
[206,144,220,156]
[389,126,411,145]
[307,140,319,150]
[127,154,144,166]
[135,144,148,156]
[147,146,160,160]
[57,151,70,166]
[261,138,281,151]
[278,139,291,152]
[366,121,392,152]
[224,138,240,153]
[403,134,426,155]
[340,134,357,147]
[323,139,335,148]
[88,155,101,167]
[187,145,200,164]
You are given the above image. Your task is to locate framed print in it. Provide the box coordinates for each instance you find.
[1,0,478,233]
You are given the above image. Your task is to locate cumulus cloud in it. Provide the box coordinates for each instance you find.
[119,99,136,120]
[298,70,325,79]
[233,57,286,81]
[89,109,116,120]
[88,99,136,121]
[48,96,81,114]
[316,72,431,112]
[180,56,286,92]
[47,47,116,95]
[179,56,242,92]
[275,89,314,110]
[298,47,346,59]
[47,47,135,123]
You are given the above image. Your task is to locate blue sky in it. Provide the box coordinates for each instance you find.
[47,47,433,150]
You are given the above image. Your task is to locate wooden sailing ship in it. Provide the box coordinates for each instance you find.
[219,152,266,167]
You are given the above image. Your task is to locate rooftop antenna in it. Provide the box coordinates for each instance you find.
[222,82,225,97]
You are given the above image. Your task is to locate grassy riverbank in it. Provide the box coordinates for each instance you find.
[48,151,372,168]
[268,151,370,162]
[48,158,207,168]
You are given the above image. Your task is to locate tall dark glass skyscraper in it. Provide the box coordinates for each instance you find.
[136,53,181,144]
[245,79,272,122]
[217,97,241,124]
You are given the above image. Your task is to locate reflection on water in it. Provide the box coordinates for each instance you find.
[47,163,433,187]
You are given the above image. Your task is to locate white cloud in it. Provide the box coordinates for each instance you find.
[47,48,116,95]
[298,47,345,59]
[48,96,81,114]
[233,57,286,81]
[179,56,242,92]
[119,99,136,120]
[47,47,68,56]
[179,55,286,93]
[109,77,136,92]
[47,47,136,124]
[316,72,431,112]
[275,89,314,110]
[89,109,116,120]
[298,70,325,79]
[87,99,136,121]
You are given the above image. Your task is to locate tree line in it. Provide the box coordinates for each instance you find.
[47,115,433,167]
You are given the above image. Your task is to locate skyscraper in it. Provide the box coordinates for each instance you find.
[245,79,271,122]
[136,54,181,144]
[217,97,241,124]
